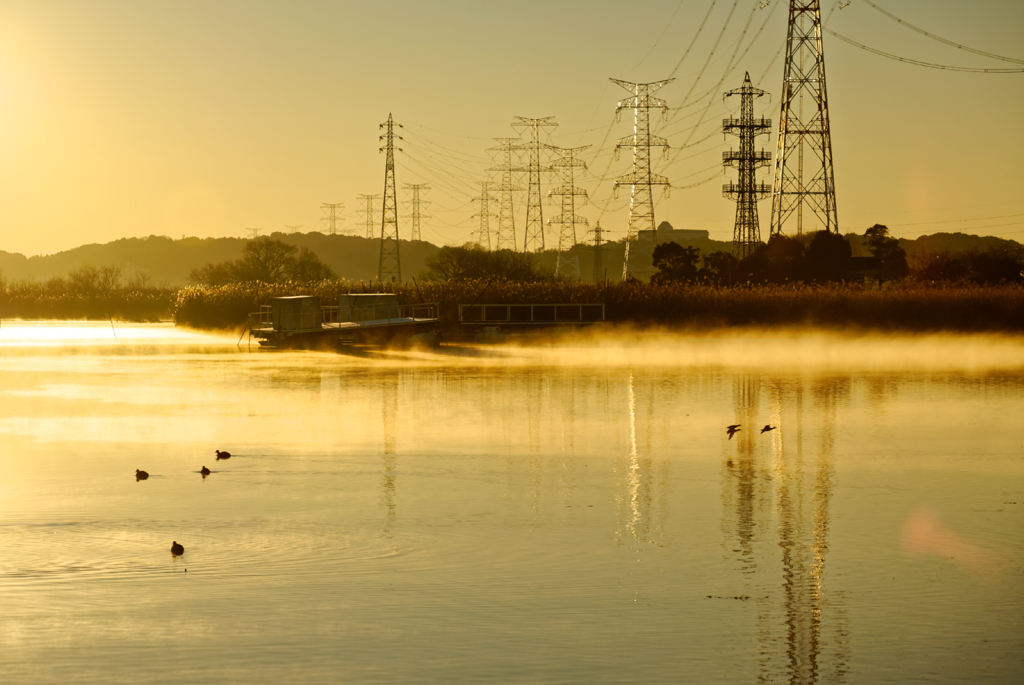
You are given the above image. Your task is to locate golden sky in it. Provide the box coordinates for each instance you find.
[0,0,1021,256]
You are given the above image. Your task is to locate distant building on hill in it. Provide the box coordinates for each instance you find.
[637,221,709,244]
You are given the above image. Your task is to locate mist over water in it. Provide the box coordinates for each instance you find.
[0,322,1021,683]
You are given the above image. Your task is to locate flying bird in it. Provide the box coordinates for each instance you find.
[761,425,777,434]
[135,469,149,480]
[200,466,211,476]
[215,450,231,460]
[726,424,741,440]
[170,541,184,556]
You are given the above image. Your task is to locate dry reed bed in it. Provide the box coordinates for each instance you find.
[171,280,1024,333]
[0,284,175,321]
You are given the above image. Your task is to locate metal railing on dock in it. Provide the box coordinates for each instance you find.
[458,303,604,325]
[250,302,438,334]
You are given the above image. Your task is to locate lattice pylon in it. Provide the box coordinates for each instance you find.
[590,221,606,283]
[770,0,839,236]
[486,138,522,251]
[511,116,558,252]
[402,183,430,242]
[611,78,673,280]
[378,113,402,282]
[547,144,590,279]
[320,203,345,235]
[723,72,772,259]
[472,181,498,251]
[358,194,381,239]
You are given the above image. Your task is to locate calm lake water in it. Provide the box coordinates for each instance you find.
[1,322,1022,684]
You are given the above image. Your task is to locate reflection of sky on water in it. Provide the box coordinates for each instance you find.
[0,327,1021,683]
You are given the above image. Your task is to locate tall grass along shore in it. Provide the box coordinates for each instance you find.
[2,276,1021,333]
[168,280,1024,334]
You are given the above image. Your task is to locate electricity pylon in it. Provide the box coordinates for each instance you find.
[547,144,590,279]
[358,194,381,239]
[246,227,262,239]
[723,73,772,258]
[402,183,430,242]
[511,116,557,252]
[611,78,673,280]
[590,222,606,283]
[320,203,345,235]
[487,138,522,251]
[284,225,303,234]
[378,113,402,282]
[770,0,839,236]
[472,181,498,251]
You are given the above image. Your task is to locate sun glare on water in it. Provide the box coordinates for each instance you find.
[0,320,232,347]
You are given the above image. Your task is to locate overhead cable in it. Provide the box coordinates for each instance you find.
[860,0,1024,65]
[824,28,1024,72]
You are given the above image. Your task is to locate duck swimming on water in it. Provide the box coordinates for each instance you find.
[200,466,211,476]
[215,450,231,460]
[135,469,149,480]
[170,541,184,556]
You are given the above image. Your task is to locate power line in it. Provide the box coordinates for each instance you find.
[824,28,1024,72]
[886,213,1024,228]
[858,0,1024,65]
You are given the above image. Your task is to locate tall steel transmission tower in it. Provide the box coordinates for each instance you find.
[770,0,839,236]
[320,203,345,235]
[511,116,557,252]
[723,73,772,258]
[472,181,498,251]
[611,78,673,280]
[487,138,521,251]
[378,113,402,281]
[590,222,606,282]
[358,194,381,239]
[547,144,590,278]
[402,183,430,242]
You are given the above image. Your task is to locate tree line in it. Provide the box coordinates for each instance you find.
[650,225,1023,286]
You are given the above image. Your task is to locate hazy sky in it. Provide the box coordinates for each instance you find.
[0,0,1021,256]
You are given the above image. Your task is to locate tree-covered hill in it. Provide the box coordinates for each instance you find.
[0,232,442,286]
[0,227,1019,286]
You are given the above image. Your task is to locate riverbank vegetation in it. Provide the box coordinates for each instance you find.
[168,279,1024,333]
[3,228,1021,332]
[0,264,174,321]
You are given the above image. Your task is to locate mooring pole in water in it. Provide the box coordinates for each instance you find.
[236,324,249,348]
[109,316,117,341]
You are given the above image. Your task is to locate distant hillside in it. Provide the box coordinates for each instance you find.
[845,231,1022,260]
[0,232,442,286]
[1,228,1018,286]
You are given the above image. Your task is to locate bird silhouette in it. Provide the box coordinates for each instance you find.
[215,450,231,460]
[170,541,184,556]
[200,466,211,476]
[726,424,741,439]
[135,469,149,480]
[761,425,777,434]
